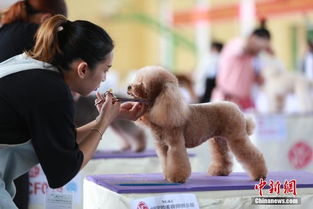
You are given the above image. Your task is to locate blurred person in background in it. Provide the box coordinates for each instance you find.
[0,1,67,208]
[195,41,224,103]
[302,40,313,80]
[0,0,67,61]
[211,27,271,111]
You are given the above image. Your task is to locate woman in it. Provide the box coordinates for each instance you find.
[0,1,67,208]
[0,15,146,209]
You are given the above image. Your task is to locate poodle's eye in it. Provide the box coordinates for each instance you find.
[127,85,132,90]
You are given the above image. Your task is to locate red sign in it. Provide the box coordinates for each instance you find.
[29,165,40,178]
[137,201,149,209]
[288,141,313,169]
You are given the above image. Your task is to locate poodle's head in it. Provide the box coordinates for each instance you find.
[127,66,190,127]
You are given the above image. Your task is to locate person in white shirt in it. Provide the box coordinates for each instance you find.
[195,41,223,103]
[302,40,313,80]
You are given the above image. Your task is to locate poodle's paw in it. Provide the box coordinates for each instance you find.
[166,169,190,183]
[120,144,131,151]
[248,164,268,181]
[132,143,146,152]
[132,132,147,152]
[166,174,188,183]
[208,164,232,176]
[249,169,268,181]
[254,175,267,181]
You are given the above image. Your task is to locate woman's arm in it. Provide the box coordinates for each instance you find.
[78,93,120,169]
[78,118,110,169]
[77,93,147,169]
[76,120,97,144]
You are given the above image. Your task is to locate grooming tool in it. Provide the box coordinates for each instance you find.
[95,96,150,105]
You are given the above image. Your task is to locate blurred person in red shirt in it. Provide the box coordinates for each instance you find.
[212,27,271,110]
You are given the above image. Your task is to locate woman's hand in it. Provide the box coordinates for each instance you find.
[95,92,120,126]
[95,92,117,112]
[117,102,147,121]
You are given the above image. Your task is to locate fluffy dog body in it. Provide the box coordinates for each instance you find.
[128,66,267,183]
[261,53,313,113]
[263,69,313,113]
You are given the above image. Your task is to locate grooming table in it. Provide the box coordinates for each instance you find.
[84,171,313,209]
[28,149,202,209]
[83,149,201,175]
[252,113,313,172]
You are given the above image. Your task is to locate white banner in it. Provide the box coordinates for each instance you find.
[131,193,199,209]
[45,192,73,209]
[253,114,313,171]
[29,165,82,207]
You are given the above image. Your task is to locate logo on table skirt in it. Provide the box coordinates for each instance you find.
[29,165,41,178]
[255,178,297,196]
[137,201,149,209]
[253,179,300,205]
[288,141,313,169]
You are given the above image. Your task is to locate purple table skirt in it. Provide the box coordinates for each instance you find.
[92,149,195,159]
[86,171,313,194]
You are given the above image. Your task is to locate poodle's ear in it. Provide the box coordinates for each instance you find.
[149,82,189,127]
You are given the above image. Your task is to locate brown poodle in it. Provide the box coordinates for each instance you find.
[127,66,267,183]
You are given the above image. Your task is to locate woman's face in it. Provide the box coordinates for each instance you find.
[81,52,113,96]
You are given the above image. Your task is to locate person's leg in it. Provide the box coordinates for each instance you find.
[13,173,29,209]
[200,78,216,103]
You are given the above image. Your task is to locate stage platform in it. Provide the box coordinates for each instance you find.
[84,171,313,209]
[28,149,201,209]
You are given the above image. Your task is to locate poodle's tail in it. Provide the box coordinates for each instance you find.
[245,116,255,136]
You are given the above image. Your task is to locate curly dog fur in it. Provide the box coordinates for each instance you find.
[128,66,267,183]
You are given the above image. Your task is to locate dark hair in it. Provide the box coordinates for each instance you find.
[211,41,224,53]
[251,18,271,40]
[251,28,271,40]
[1,0,67,25]
[27,15,114,71]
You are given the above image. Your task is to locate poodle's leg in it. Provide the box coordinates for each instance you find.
[275,95,286,113]
[296,81,313,112]
[268,93,284,113]
[165,130,191,183]
[110,122,131,151]
[227,136,267,181]
[208,137,233,176]
[155,141,169,179]
[131,130,147,152]
[111,120,147,152]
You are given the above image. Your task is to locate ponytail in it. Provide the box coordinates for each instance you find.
[27,15,66,64]
[27,15,114,72]
[251,18,271,40]
[260,18,267,29]
[1,1,28,24]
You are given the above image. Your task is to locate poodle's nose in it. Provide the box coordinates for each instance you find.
[127,85,132,90]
